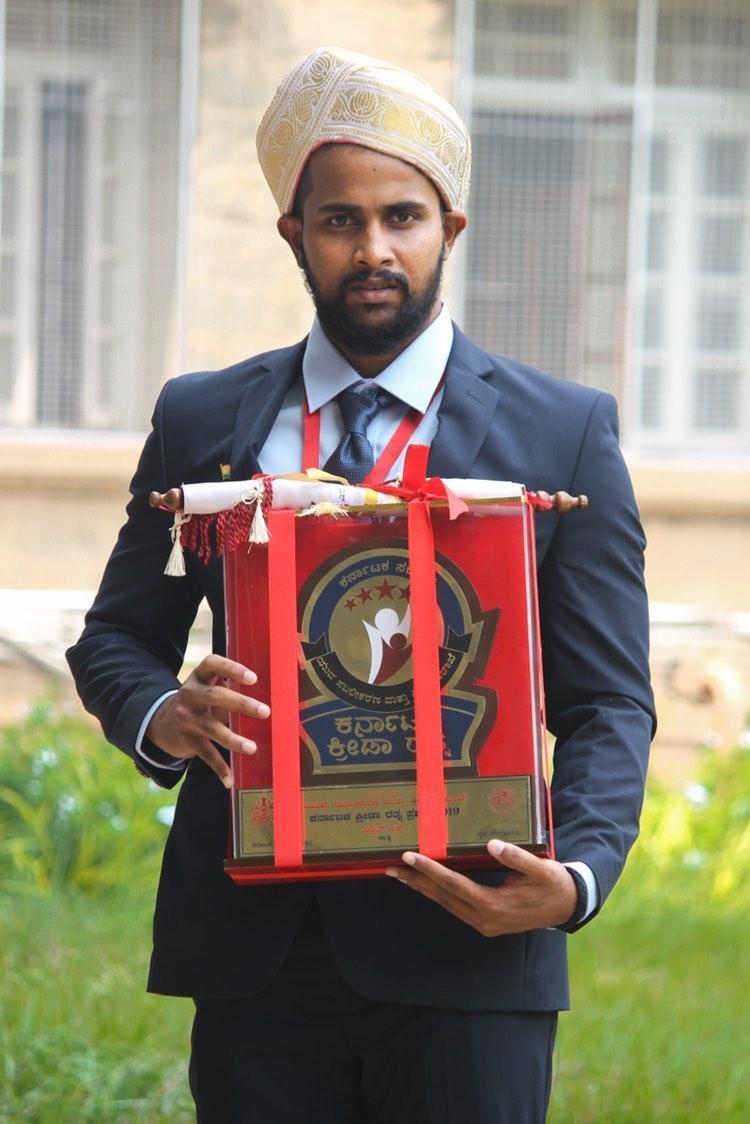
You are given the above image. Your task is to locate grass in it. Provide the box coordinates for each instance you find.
[1,707,749,1121]
[553,900,748,1121]
[0,889,194,1123]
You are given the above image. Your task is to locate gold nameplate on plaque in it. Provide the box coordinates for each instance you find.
[237,776,532,859]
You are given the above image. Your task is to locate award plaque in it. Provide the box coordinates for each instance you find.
[151,454,585,885]
[221,482,555,884]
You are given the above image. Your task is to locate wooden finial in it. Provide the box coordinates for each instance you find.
[149,487,183,512]
[535,490,588,513]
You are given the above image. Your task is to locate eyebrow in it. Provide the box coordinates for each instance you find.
[317,200,429,214]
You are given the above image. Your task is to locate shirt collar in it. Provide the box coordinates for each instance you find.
[303,303,454,415]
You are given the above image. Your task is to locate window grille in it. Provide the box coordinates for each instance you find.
[700,217,743,275]
[640,365,662,428]
[460,0,750,456]
[474,1,578,80]
[693,369,740,431]
[656,6,750,90]
[0,0,184,431]
[465,109,631,397]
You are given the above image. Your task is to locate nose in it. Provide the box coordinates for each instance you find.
[352,221,394,270]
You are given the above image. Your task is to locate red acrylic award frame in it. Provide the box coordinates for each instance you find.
[222,467,554,885]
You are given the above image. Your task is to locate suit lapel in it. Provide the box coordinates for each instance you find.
[228,327,499,482]
[428,325,499,478]
[230,340,306,479]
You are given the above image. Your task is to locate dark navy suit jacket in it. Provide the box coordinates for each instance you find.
[67,326,655,1009]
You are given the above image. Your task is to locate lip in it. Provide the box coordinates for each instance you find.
[348,283,399,305]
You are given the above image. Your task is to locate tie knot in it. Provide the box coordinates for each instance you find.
[337,382,390,435]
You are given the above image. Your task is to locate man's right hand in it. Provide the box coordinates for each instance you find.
[147,654,269,788]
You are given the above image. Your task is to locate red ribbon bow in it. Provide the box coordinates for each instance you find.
[371,444,469,522]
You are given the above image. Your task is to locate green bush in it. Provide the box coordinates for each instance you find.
[0,704,748,1120]
[622,745,750,917]
[0,702,175,895]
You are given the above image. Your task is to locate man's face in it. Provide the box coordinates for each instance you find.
[278,145,466,360]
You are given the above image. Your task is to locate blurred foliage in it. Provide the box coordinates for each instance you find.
[622,745,750,916]
[0,702,175,896]
[3,701,748,907]
[0,889,193,1123]
[0,706,748,1119]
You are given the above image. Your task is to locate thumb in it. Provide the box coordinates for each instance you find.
[487,838,539,876]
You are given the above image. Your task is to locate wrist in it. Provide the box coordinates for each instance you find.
[554,865,589,933]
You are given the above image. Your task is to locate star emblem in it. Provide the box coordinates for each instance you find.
[359,586,374,603]
[375,578,396,599]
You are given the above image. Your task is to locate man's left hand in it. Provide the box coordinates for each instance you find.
[385,839,577,936]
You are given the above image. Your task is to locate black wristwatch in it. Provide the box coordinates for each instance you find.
[555,865,589,933]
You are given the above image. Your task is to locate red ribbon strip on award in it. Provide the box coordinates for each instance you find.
[374,444,469,859]
[266,507,304,867]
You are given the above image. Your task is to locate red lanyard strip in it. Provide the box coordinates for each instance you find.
[302,377,444,484]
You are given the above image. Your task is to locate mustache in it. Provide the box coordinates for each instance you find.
[338,268,409,294]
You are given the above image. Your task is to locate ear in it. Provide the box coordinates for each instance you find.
[277,214,304,267]
[442,210,468,257]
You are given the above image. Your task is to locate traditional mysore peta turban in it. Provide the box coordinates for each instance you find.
[256,46,471,214]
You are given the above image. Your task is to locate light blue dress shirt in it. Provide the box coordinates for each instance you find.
[261,301,452,476]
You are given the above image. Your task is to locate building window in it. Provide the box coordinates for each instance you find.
[459,0,750,458]
[0,0,186,432]
[465,109,631,397]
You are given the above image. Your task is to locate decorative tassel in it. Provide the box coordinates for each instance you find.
[298,501,349,519]
[249,497,270,543]
[164,512,191,577]
[240,479,272,545]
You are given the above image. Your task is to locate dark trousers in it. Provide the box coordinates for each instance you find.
[190,897,557,1123]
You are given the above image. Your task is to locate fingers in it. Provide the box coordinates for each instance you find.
[204,715,257,757]
[147,657,270,768]
[185,679,270,721]
[193,654,259,687]
[385,846,575,935]
[194,737,234,789]
[397,852,486,907]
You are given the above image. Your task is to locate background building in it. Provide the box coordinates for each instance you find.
[1,0,748,761]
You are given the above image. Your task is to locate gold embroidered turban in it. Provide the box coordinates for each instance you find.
[256,47,471,214]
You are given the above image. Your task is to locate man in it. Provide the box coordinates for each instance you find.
[68,47,655,1123]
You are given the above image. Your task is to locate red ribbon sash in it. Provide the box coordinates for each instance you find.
[267,509,304,867]
[405,479,448,858]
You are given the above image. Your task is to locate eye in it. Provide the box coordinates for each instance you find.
[326,213,354,228]
[391,210,417,224]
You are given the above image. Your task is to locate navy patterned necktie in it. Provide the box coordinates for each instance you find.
[324,382,391,485]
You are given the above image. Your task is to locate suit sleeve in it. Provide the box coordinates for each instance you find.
[537,391,656,920]
[66,381,204,789]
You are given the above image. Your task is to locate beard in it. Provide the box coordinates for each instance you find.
[301,245,445,356]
